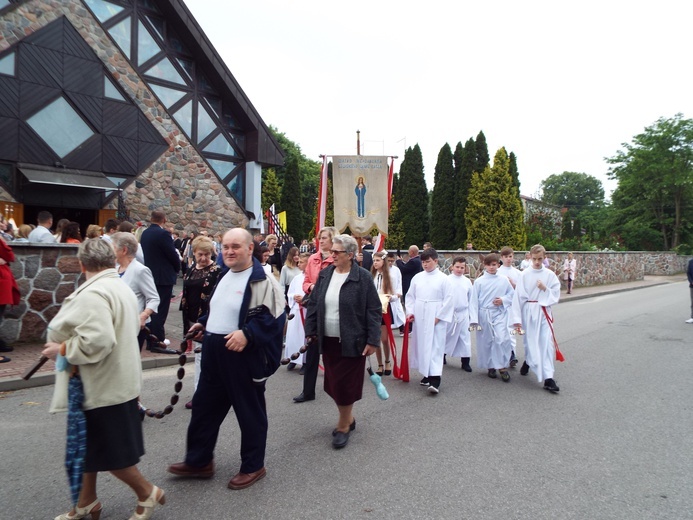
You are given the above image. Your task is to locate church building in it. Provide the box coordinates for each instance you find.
[0,0,283,232]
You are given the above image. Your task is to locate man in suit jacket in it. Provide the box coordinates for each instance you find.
[140,210,180,353]
[396,245,423,297]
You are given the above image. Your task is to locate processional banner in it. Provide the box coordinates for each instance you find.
[332,155,389,236]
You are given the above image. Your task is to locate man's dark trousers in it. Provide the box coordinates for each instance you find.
[301,340,319,399]
[148,284,173,348]
[186,333,267,474]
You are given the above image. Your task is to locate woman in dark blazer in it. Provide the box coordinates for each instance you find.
[304,234,381,449]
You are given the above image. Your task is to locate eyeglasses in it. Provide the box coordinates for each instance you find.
[330,249,348,255]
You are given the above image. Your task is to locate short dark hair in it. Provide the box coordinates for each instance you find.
[453,256,467,265]
[500,246,514,256]
[117,221,135,233]
[420,247,438,261]
[386,251,396,259]
[484,253,500,265]
[104,219,119,233]
[150,210,166,224]
[37,211,53,224]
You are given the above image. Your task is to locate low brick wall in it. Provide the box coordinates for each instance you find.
[3,244,82,344]
[2,245,691,344]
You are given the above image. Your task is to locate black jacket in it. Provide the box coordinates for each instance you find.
[304,262,381,358]
[396,255,423,296]
[140,224,180,285]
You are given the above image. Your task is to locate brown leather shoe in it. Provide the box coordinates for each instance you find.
[228,467,266,490]
[167,460,215,478]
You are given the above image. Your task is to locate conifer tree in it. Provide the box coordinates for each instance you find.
[465,147,526,250]
[454,138,476,246]
[262,168,281,213]
[279,155,304,237]
[475,130,490,173]
[396,145,429,247]
[508,151,520,195]
[430,143,456,248]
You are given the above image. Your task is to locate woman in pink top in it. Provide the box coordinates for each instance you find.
[302,227,338,295]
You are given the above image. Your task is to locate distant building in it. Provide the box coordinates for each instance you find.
[521,195,563,238]
[0,0,283,232]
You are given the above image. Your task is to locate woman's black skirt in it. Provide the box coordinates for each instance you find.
[84,398,144,472]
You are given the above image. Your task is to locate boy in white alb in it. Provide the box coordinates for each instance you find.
[511,244,562,392]
[285,253,309,370]
[445,257,474,372]
[498,246,523,368]
[405,248,453,394]
[469,253,515,382]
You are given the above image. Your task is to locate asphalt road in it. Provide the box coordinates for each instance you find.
[1,281,692,520]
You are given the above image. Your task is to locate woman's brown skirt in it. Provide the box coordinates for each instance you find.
[322,336,366,406]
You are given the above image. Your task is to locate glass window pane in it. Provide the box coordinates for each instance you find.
[146,16,164,40]
[205,96,221,118]
[230,132,245,150]
[104,76,125,101]
[197,102,217,143]
[26,97,95,158]
[0,52,15,76]
[177,58,193,81]
[0,163,12,189]
[150,83,186,109]
[0,0,11,9]
[198,72,213,92]
[206,158,235,177]
[137,20,161,66]
[172,100,192,137]
[227,170,244,203]
[84,0,124,23]
[168,28,189,55]
[108,16,131,58]
[224,113,239,129]
[140,0,161,13]
[203,133,236,157]
[145,56,186,85]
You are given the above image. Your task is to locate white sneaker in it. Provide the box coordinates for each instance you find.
[685,318,693,324]
[427,385,439,395]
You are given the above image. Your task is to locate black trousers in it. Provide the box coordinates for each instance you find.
[185,333,268,474]
[148,284,173,348]
[301,340,320,398]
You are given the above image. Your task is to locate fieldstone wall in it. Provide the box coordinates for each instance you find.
[2,244,82,344]
[0,0,249,232]
[401,250,692,285]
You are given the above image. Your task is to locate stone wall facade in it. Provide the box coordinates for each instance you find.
[2,244,82,344]
[4,244,691,344]
[0,0,250,233]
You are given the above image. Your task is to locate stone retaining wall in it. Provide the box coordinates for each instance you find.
[2,245,691,344]
[2,244,82,345]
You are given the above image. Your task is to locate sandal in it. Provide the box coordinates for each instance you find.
[383,360,392,376]
[55,499,102,520]
[129,485,165,520]
[376,364,384,376]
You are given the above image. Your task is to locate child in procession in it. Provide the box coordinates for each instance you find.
[498,246,523,368]
[511,244,562,392]
[445,257,474,372]
[469,253,515,382]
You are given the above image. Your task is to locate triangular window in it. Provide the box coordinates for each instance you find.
[84,0,124,23]
[0,51,15,76]
[197,102,217,143]
[104,75,126,101]
[204,134,236,157]
[145,56,186,86]
[108,16,132,58]
[150,84,186,109]
[137,20,161,66]
[172,100,193,137]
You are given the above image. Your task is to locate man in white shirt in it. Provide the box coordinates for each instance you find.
[27,211,56,243]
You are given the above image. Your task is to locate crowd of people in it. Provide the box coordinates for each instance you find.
[0,208,577,518]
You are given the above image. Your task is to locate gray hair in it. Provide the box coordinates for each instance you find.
[78,238,116,272]
[111,232,139,258]
[332,234,357,255]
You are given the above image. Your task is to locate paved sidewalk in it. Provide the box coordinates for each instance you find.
[0,274,686,392]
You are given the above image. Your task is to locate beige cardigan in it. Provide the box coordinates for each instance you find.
[49,269,142,412]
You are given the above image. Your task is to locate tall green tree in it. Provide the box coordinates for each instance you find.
[508,151,520,195]
[279,155,303,237]
[607,113,693,250]
[465,147,526,250]
[430,143,456,248]
[540,171,605,210]
[261,168,281,213]
[475,130,490,174]
[561,210,573,239]
[454,138,476,246]
[395,145,429,247]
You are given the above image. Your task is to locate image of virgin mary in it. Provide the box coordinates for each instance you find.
[355,177,366,218]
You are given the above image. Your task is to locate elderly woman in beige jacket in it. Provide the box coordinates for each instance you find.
[42,239,165,520]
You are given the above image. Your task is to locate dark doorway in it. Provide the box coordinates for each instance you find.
[24,205,98,239]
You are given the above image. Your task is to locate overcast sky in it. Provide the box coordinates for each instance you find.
[187,0,692,199]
